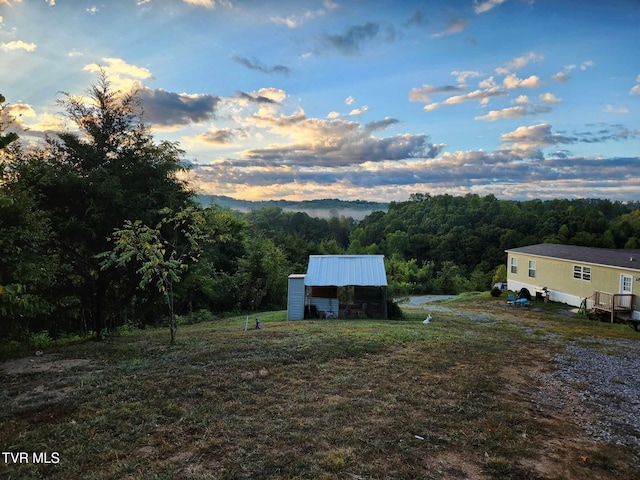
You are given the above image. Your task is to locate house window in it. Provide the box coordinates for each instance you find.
[528,260,536,278]
[573,265,591,281]
[510,257,518,274]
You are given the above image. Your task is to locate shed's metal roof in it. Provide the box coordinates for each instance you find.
[304,255,388,286]
[506,243,640,271]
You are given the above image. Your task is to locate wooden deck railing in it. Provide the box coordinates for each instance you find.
[587,291,633,323]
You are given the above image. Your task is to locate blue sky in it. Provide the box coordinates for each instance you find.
[1,0,639,202]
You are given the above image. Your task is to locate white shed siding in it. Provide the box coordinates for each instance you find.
[304,255,388,286]
[287,274,306,320]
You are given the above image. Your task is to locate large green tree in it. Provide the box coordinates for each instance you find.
[1,77,193,337]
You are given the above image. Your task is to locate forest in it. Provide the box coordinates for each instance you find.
[2,82,640,346]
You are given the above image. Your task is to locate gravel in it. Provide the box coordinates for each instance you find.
[542,337,640,449]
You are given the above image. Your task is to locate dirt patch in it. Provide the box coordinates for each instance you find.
[0,354,94,421]
[425,452,488,479]
[0,354,93,375]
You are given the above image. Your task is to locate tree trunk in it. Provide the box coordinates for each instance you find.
[168,278,176,346]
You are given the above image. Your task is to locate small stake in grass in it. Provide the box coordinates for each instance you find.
[244,315,249,332]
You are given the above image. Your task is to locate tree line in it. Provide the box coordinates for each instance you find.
[2,80,640,346]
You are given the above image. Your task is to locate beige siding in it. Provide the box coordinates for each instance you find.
[506,252,638,308]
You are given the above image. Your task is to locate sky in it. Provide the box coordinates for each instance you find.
[1,0,639,203]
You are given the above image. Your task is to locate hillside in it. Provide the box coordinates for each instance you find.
[195,195,388,219]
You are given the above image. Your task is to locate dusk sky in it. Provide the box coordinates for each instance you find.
[2,0,639,202]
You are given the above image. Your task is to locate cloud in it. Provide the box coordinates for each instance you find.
[514,95,529,104]
[270,8,325,28]
[404,10,428,28]
[497,122,639,158]
[182,0,231,8]
[551,72,571,83]
[409,84,466,103]
[269,1,337,28]
[475,104,551,122]
[474,0,506,14]
[424,86,508,112]
[580,60,595,70]
[1,40,37,52]
[630,73,640,95]
[137,87,220,126]
[84,57,152,80]
[321,22,382,55]
[478,76,497,89]
[603,105,628,114]
[475,106,527,121]
[451,70,481,84]
[348,106,368,116]
[432,18,467,38]
[500,123,575,158]
[193,127,245,145]
[239,109,442,167]
[235,91,280,106]
[503,73,542,89]
[231,55,289,75]
[495,51,544,74]
[539,92,561,103]
[345,96,354,106]
[442,87,507,105]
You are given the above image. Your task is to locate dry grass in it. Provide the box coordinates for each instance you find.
[1,296,638,479]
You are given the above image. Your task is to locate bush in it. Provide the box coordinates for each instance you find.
[386,299,404,319]
[490,287,502,297]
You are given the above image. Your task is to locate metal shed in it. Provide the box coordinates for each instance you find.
[287,274,307,320]
[287,255,388,320]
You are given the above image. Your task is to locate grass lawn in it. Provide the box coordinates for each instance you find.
[1,293,638,479]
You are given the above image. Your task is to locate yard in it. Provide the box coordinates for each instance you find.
[1,293,639,479]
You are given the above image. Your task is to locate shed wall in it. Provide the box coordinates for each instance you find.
[287,275,306,320]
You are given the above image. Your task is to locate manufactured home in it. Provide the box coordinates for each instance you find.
[506,243,640,322]
[287,255,388,320]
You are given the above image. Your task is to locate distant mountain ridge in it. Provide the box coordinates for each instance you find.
[195,195,388,219]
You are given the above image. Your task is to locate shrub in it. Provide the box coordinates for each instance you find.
[386,299,404,319]
[490,286,503,297]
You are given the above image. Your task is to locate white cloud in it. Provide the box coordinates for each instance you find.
[478,76,496,89]
[551,72,570,83]
[604,105,628,114]
[443,87,507,105]
[182,0,231,8]
[476,106,526,121]
[327,111,340,119]
[424,103,439,111]
[503,74,542,89]
[474,0,506,14]
[348,106,368,116]
[1,40,37,52]
[451,70,481,84]
[84,57,152,79]
[496,51,543,74]
[514,95,529,104]
[345,96,354,105]
[580,60,595,70]
[630,74,640,95]
[539,92,561,103]
[476,102,552,122]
